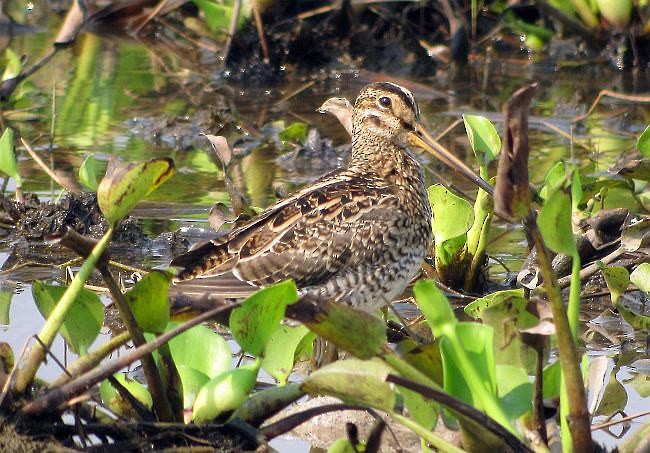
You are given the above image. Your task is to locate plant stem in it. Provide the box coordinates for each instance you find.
[523,212,592,452]
[14,228,113,393]
[570,0,599,28]
[392,412,467,453]
[97,263,176,422]
[568,255,582,339]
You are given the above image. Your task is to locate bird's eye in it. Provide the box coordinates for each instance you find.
[378,96,392,108]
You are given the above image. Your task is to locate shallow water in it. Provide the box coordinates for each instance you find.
[1,8,650,451]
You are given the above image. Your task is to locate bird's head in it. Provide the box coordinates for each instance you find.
[353,82,493,194]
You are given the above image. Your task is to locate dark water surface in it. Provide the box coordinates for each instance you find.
[1,10,649,450]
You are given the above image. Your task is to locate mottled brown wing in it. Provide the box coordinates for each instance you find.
[170,174,400,292]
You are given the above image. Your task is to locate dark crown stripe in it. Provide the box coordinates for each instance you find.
[369,82,420,119]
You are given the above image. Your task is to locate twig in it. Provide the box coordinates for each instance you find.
[591,409,650,431]
[221,0,242,66]
[572,90,650,123]
[251,0,269,62]
[20,137,78,193]
[21,303,240,415]
[556,246,626,289]
[132,0,169,35]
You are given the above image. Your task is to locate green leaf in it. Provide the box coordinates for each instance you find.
[463,115,501,166]
[32,282,104,355]
[0,127,21,187]
[543,361,561,399]
[125,270,171,334]
[100,373,153,418]
[630,263,650,294]
[538,188,577,257]
[327,438,359,453]
[192,359,261,423]
[496,365,533,420]
[637,125,650,157]
[301,301,386,360]
[413,280,456,337]
[465,290,538,372]
[78,154,99,190]
[301,358,396,412]
[192,0,251,32]
[594,370,627,417]
[97,157,175,226]
[428,185,474,243]
[400,385,439,430]
[0,289,12,326]
[262,324,315,385]
[539,162,565,200]
[279,122,309,145]
[176,365,210,410]
[464,289,526,318]
[166,323,231,379]
[2,48,22,81]
[440,323,496,410]
[600,264,630,304]
[230,280,298,357]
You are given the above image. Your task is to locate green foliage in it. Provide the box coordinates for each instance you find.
[638,125,650,157]
[193,0,251,33]
[0,127,21,188]
[126,271,171,334]
[97,157,175,226]
[302,358,396,412]
[32,282,104,355]
[1,48,22,81]
[463,114,501,172]
[630,263,650,294]
[262,324,315,385]
[78,154,99,191]
[100,374,153,418]
[279,122,309,145]
[192,359,261,422]
[229,280,298,357]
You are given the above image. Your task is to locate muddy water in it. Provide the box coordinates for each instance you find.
[1,13,649,451]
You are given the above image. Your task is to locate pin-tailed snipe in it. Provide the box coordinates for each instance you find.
[171,82,492,311]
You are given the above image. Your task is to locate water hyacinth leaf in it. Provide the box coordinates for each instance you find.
[78,154,99,190]
[192,359,261,423]
[232,383,304,426]
[621,218,650,252]
[543,361,561,399]
[301,358,396,412]
[538,188,577,257]
[467,290,537,371]
[97,157,175,226]
[230,280,298,357]
[496,365,533,421]
[630,263,650,294]
[32,281,104,355]
[440,323,496,410]
[299,301,386,359]
[0,127,21,186]
[100,374,153,418]
[193,0,250,32]
[0,290,12,326]
[262,324,315,385]
[125,270,171,334]
[464,289,526,318]
[279,122,309,145]
[428,185,474,243]
[594,370,627,417]
[400,386,439,430]
[2,48,21,81]
[166,323,231,379]
[600,264,630,304]
[616,297,650,330]
[463,114,501,167]
[637,125,650,157]
[401,341,444,386]
[203,134,232,168]
[176,365,210,411]
[413,280,456,337]
[596,0,632,27]
[539,162,566,200]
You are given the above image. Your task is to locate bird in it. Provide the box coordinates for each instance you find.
[170,82,492,312]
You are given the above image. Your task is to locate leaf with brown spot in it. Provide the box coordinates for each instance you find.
[98,157,174,226]
[494,84,537,220]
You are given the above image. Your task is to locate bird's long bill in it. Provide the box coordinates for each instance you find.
[408,124,494,196]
